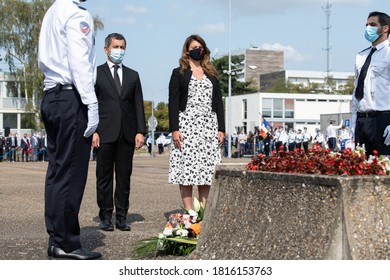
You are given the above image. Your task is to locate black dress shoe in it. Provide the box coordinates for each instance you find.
[47,246,102,260]
[100,219,114,231]
[116,219,131,231]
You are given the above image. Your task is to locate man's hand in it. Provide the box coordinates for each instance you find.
[92,133,100,148]
[383,125,390,145]
[84,102,99,138]
[135,133,144,150]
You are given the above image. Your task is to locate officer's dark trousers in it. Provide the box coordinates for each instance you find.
[41,85,91,252]
[355,113,390,156]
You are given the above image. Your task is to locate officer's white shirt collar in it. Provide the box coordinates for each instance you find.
[372,40,388,52]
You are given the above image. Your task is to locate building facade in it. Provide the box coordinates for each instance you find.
[0,71,34,136]
[225,92,352,136]
[260,69,354,92]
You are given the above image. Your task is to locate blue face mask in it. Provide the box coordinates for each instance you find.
[109,49,125,63]
[365,26,380,42]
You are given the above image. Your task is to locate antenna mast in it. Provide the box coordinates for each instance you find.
[322,1,332,91]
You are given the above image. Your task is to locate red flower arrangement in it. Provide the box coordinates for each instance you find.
[246,146,389,176]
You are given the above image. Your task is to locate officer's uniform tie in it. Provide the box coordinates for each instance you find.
[355,47,376,101]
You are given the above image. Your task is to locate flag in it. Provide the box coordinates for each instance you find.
[259,114,269,138]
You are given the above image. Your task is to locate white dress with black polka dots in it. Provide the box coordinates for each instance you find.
[169,75,221,186]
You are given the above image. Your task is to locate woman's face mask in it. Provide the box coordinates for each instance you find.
[188,48,205,61]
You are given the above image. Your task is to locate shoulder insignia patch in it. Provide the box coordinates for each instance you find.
[80,21,90,35]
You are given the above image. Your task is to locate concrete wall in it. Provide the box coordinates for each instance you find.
[191,164,390,260]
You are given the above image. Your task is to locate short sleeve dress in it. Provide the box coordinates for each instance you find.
[169,74,221,186]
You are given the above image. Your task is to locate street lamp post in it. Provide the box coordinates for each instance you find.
[227,0,232,158]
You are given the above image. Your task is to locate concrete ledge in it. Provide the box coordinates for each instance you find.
[190,164,390,260]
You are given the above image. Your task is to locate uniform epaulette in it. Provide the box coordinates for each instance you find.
[358,46,371,54]
[73,1,86,10]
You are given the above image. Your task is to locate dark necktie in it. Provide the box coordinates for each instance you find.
[355,47,376,101]
[113,64,121,94]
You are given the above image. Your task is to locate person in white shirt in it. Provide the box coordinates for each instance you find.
[38,0,101,260]
[339,125,352,151]
[156,133,166,154]
[314,128,325,147]
[238,130,247,157]
[352,11,390,156]
[302,127,311,153]
[287,129,296,152]
[275,126,288,152]
[326,119,343,151]
[295,129,304,151]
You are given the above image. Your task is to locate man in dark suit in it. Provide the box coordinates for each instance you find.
[7,133,18,162]
[92,33,146,231]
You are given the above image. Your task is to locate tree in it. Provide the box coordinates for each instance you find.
[144,101,169,133]
[0,0,104,129]
[338,76,355,95]
[212,55,257,97]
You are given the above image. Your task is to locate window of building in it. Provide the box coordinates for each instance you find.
[3,113,17,129]
[273,98,283,118]
[284,99,294,118]
[21,113,34,129]
[6,81,19,97]
[242,99,247,119]
[262,98,272,118]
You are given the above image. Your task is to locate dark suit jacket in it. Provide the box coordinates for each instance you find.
[168,67,225,133]
[95,62,146,143]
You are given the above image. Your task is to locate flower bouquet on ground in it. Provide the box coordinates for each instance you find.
[134,197,205,259]
[247,145,390,176]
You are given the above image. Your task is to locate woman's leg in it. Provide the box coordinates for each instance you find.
[198,185,210,206]
[180,184,193,210]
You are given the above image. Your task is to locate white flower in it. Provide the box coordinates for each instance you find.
[188,209,197,217]
[163,228,173,236]
[182,214,191,220]
[193,197,201,212]
[176,229,189,237]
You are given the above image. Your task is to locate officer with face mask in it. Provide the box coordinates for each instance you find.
[92,33,146,233]
[352,11,390,156]
[38,0,101,260]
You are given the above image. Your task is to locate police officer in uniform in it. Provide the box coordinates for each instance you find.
[352,11,390,156]
[38,0,101,260]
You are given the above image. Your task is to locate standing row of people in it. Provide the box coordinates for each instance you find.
[0,132,48,162]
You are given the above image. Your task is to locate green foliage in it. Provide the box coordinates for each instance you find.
[212,55,257,97]
[0,0,104,129]
[134,237,160,259]
[144,101,169,132]
[338,75,355,95]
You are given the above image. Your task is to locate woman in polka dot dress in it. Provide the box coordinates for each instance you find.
[168,34,225,210]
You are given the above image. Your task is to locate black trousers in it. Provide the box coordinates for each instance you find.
[41,85,91,252]
[303,141,309,153]
[355,114,390,156]
[96,133,135,222]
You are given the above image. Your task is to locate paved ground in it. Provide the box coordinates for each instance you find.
[0,148,249,260]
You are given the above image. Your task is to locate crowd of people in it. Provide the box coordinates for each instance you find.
[0,132,48,162]
[224,122,353,158]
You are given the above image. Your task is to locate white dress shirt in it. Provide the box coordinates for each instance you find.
[351,40,390,130]
[38,0,97,105]
[326,123,343,138]
[107,61,123,85]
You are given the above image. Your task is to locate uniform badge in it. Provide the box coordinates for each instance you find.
[80,21,90,35]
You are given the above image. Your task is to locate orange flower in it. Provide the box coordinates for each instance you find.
[190,223,201,235]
